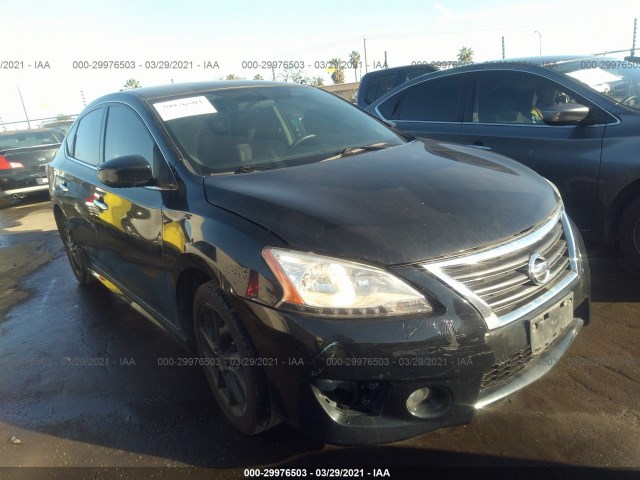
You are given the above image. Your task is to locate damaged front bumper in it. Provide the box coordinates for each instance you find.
[230,256,589,445]
[221,210,591,445]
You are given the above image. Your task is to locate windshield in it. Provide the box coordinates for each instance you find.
[547,58,640,111]
[155,85,406,174]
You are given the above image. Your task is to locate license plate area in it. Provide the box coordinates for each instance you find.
[529,294,573,356]
[36,177,49,185]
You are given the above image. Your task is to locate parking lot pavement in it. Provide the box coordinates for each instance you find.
[1,197,639,476]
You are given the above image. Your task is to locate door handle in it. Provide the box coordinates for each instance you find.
[93,196,108,211]
[58,181,69,192]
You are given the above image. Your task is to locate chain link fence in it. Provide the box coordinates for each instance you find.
[0,115,77,134]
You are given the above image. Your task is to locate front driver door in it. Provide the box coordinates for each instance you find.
[92,104,177,327]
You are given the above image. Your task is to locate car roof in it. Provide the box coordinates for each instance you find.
[361,64,438,78]
[494,54,603,65]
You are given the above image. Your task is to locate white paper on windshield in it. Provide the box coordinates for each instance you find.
[566,68,621,93]
[153,96,217,121]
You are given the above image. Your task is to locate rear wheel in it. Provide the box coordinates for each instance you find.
[193,281,277,434]
[619,196,640,270]
[57,216,94,284]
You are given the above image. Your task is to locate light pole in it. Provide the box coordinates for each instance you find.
[534,31,542,56]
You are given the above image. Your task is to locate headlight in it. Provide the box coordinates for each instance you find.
[262,248,433,317]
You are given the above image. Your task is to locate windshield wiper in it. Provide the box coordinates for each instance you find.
[338,144,389,157]
[233,165,272,174]
[320,144,392,163]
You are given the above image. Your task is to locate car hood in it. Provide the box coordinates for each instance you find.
[203,140,560,265]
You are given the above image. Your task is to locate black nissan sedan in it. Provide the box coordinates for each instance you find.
[366,56,640,268]
[48,81,590,445]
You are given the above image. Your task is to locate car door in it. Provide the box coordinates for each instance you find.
[374,73,467,144]
[51,107,105,264]
[458,70,608,230]
[92,104,176,325]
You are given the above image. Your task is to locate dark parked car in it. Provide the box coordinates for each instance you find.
[356,64,438,109]
[367,55,640,268]
[48,81,590,445]
[0,128,64,207]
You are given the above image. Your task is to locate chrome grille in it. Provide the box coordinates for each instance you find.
[440,220,570,316]
[423,209,580,330]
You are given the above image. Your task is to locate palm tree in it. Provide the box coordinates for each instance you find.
[457,47,474,63]
[226,74,243,80]
[121,78,141,91]
[328,58,345,84]
[290,70,307,84]
[253,74,264,80]
[310,76,324,87]
[349,51,361,82]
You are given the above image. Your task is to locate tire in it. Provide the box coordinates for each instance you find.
[619,196,640,270]
[57,217,94,284]
[193,281,277,435]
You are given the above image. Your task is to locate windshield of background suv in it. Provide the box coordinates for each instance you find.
[156,85,406,174]
[548,58,640,111]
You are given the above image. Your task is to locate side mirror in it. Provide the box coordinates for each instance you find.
[542,103,590,125]
[98,155,152,188]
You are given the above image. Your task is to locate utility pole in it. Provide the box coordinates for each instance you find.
[534,31,542,56]
[383,51,388,69]
[633,17,637,56]
[80,90,86,106]
[363,37,368,74]
[626,18,639,63]
[17,86,31,129]
[502,36,505,59]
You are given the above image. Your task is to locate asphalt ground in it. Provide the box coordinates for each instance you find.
[1,195,639,480]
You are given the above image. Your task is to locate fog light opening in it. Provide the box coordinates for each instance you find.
[406,386,452,419]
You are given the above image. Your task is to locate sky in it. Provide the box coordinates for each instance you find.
[1,0,639,129]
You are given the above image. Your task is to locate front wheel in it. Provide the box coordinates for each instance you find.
[193,281,277,434]
[619,196,640,270]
